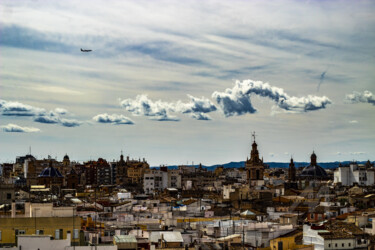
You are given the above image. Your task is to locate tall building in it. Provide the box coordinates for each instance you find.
[96,158,111,185]
[334,161,374,186]
[245,132,265,187]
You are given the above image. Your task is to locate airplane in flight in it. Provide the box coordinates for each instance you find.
[80,48,92,52]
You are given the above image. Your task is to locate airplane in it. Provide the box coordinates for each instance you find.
[80,48,92,52]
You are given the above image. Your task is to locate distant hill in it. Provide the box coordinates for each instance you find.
[152,161,373,170]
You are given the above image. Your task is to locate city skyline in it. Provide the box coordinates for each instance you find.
[1,0,375,165]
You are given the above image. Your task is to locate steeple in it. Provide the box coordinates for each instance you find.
[250,131,260,163]
[289,157,296,182]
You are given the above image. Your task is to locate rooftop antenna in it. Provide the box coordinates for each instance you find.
[29,146,31,155]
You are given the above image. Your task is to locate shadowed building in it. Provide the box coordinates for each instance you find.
[299,152,329,180]
[37,162,64,190]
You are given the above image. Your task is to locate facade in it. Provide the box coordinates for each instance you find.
[143,168,181,194]
[0,217,81,247]
[126,158,149,185]
[96,158,112,185]
[245,134,265,187]
[334,162,375,186]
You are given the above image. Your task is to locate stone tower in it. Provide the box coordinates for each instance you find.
[245,132,265,187]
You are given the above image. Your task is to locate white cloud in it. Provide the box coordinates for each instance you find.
[212,79,332,117]
[349,120,358,124]
[120,94,217,121]
[346,90,375,106]
[1,123,40,133]
[93,113,134,125]
[0,99,45,116]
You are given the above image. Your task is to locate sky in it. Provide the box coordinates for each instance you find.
[0,0,374,166]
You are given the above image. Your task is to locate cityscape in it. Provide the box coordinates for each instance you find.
[1,1,375,250]
[0,137,375,249]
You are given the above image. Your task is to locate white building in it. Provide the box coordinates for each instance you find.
[143,169,181,194]
[303,224,369,250]
[334,162,374,186]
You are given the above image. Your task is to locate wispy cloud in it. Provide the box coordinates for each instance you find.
[350,152,366,155]
[1,123,40,133]
[212,79,332,117]
[346,90,375,106]
[93,113,134,125]
[349,120,358,124]
[0,99,82,127]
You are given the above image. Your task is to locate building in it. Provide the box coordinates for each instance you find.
[66,167,79,189]
[96,158,112,185]
[116,153,127,185]
[143,168,181,194]
[299,152,329,181]
[245,133,265,187]
[0,216,81,247]
[126,158,149,185]
[37,162,64,190]
[334,161,374,186]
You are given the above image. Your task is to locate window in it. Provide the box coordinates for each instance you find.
[36,230,43,235]
[328,244,331,248]
[7,193,11,199]
[0,231,2,241]
[18,230,26,235]
[55,229,60,239]
[335,244,337,247]
[349,243,351,247]
[310,214,314,219]
[342,243,344,247]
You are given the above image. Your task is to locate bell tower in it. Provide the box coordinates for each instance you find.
[246,132,265,187]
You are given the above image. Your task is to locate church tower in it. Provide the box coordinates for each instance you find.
[245,132,265,187]
[288,158,296,182]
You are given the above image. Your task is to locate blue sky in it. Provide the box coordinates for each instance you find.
[1,0,374,165]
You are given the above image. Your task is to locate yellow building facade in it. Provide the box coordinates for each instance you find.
[0,217,81,246]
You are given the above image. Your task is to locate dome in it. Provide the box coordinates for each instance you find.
[39,166,63,178]
[300,164,328,179]
[63,154,70,161]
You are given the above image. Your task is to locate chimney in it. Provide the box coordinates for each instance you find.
[11,201,16,218]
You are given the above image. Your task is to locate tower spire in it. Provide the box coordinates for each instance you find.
[252,131,256,143]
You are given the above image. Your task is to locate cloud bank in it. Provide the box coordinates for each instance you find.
[346,90,375,106]
[0,99,81,127]
[120,79,332,120]
[93,113,134,125]
[120,94,216,121]
[212,79,332,117]
[1,123,40,133]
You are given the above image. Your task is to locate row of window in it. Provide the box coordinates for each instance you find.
[328,243,351,248]
[0,229,80,241]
